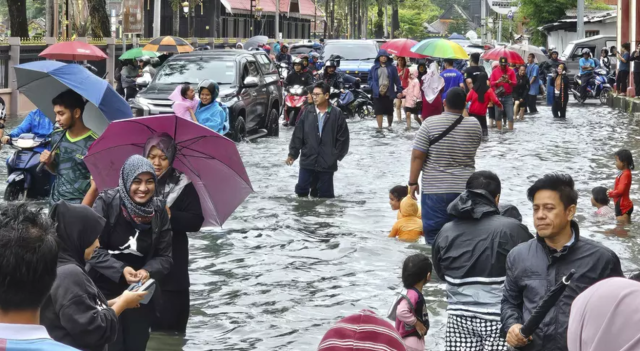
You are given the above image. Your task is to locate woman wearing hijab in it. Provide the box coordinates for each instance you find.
[41,202,147,351]
[568,277,640,351]
[417,62,427,83]
[87,155,172,351]
[466,72,502,137]
[189,80,230,135]
[420,62,445,120]
[552,64,570,118]
[144,133,204,334]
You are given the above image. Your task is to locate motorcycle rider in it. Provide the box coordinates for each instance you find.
[579,49,596,100]
[276,45,292,65]
[285,58,314,88]
[299,54,311,73]
[136,56,156,86]
[121,59,139,100]
[0,109,54,152]
[319,60,344,91]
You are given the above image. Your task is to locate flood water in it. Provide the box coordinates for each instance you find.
[2,99,640,351]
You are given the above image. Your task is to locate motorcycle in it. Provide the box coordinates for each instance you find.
[284,85,308,126]
[571,68,612,105]
[330,85,374,119]
[4,133,51,201]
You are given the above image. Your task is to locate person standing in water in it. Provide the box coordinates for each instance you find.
[368,49,404,131]
[608,149,634,223]
[489,57,517,130]
[552,64,570,119]
[525,54,539,114]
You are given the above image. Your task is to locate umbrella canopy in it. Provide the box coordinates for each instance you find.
[15,61,132,135]
[448,33,466,40]
[119,47,160,60]
[508,43,548,63]
[410,39,469,60]
[39,41,108,61]
[380,39,427,59]
[143,36,194,54]
[482,47,525,65]
[520,269,576,338]
[244,36,269,50]
[84,115,253,227]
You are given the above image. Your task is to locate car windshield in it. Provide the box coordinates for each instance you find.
[562,44,575,58]
[154,59,236,85]
[323,44,378,60]
[290,46,316,55]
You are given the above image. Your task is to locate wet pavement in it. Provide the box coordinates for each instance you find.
[2,98,640,351]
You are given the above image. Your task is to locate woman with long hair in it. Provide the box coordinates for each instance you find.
[395,56,410,122]
[552,64,570,118]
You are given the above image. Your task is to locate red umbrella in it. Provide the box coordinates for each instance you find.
[481,47,524,65]
[39,41,108,61]
[381,39,428,59]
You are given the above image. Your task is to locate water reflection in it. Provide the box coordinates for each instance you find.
[1,100,639,350]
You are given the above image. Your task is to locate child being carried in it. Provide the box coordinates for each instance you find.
[169,84,199,121]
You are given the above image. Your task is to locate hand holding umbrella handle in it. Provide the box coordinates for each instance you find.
[37,131,65,173]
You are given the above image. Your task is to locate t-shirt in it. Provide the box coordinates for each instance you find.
[632,51,640,72]
[579,58,595,75]
[0,324,79,351]
[464,66,486,86]
[378,65,390,94]
[526,63,539,95]
[619,52,630,71]
[49,129,97,205]
[413,112,482,194]
[440,69,465,101]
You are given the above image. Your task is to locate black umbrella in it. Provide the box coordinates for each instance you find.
[520,269,576,339]
[244,36,269,50]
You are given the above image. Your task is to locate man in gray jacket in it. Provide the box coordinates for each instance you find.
[433,171,532,351]
[501,173,623,351]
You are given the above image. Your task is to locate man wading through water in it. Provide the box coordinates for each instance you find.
[368,49,403,131]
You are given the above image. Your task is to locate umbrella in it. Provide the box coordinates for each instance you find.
[448,33,466,40]
[84,115,253,227]
[14,61,132,135]
[244,35,269,50]
[410,39,469,60]
[380,39,427,59]
[119,47,160,60]
[143,36,194,54]
[520,269,576,339]
[39,40,108,61]
[508,43,548,63]
[482,47,525,65]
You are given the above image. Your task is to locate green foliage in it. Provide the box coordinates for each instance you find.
[394,0,440,38]
[447,18,467,35]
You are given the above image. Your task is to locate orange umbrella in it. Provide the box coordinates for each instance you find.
[142,36,194,54]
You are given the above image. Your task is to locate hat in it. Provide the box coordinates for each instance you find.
[318,310,407,351]
[499,57,508,65]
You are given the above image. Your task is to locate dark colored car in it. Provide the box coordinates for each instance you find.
[320,40,379,93]
[130,50,283,141]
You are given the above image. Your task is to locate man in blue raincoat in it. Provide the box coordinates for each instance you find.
[0,109,54,152]
[368,49,403,131]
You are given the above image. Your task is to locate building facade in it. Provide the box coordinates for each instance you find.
[617,0,638,92]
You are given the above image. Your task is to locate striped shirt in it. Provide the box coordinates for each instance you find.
[413,112,482,194]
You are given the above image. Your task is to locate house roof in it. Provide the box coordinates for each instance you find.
[540,6,616,32]
[439,4,473,22]
[426,3,477,34]
[225,0,324,19]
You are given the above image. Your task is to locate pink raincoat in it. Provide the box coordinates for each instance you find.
[403,70,421,109]
[169,85,199,120]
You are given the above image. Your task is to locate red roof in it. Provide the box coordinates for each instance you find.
[225,0,323,18]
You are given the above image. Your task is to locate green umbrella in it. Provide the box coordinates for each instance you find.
[410,38,469,60]
[119,47,159,60]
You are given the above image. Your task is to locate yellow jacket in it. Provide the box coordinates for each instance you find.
[389,196,423,242]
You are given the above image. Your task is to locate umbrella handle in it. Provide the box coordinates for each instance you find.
[36,130,66,174]
[563,269,576,285]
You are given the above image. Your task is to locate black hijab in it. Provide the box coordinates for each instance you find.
[50,201,106,269]
[417,63,427,82]
[473,72,490,103]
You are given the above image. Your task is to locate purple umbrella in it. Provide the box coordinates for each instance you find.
[84,115,253,227]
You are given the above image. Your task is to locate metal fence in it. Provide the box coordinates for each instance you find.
[0,46,8,89]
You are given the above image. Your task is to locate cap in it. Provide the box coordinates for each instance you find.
[499,57,508,65]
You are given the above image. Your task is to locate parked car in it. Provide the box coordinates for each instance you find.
[559,35,616,79]
[321,40,379,93]
[289,42,322,56]
[130,49,283,141]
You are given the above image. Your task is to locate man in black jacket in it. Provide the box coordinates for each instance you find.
[284,58,314,89]
[276,45,292,65]
[286,81,350,198]
[319,60,344,91]
[501,173,623,351]
[433,171,532,351]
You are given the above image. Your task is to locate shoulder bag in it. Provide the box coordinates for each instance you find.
[430,115,464,146]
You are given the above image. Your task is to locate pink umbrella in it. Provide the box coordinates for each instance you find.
[84,115,253,227]
[39,41,108,61]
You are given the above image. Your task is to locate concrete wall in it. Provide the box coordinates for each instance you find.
[546,21,616,51]
[617,0,638,94]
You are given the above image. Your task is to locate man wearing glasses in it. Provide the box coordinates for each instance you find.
[286,82,350,198]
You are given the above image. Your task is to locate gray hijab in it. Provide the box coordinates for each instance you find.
[143,133,191,207]
[568,277,640,351]
[119,155,157,220]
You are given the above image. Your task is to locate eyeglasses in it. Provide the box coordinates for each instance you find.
[311,93,325,97]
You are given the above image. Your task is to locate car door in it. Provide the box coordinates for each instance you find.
[255,53,281,120]
[239,58,260,131]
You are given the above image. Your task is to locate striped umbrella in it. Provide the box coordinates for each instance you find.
[410,38,469,60]
[142,36,194,54]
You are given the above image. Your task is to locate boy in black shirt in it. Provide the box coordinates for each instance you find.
[463,53,487,91]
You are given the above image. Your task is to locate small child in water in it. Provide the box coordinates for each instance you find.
[608,149,634,222]
[592,186,614,218]
[389,194,423,242]
[169,84,199,121]
[389,185,422,220]
[394,254,431,351]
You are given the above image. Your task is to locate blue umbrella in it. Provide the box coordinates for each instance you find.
[448,33,466,40]
[14,61,132,135]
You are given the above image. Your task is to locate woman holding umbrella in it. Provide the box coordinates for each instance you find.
[189,80,230,135]
[144,133,204,334]
[88,155,172,351]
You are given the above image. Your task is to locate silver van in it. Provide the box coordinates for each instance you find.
[559,35,617,79]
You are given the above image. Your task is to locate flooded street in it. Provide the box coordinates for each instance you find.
[2,99,640,350]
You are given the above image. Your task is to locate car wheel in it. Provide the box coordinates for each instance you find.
[233,116,246,142]
[267,108,279,137]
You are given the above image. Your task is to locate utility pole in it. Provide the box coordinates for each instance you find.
[275,0,279,39]
[576,0,584,39]
[153,0,161,37]
[497,13,502,43]
[384,5,387,38]
[480,0,486,43]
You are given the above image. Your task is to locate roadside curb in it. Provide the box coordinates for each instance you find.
[607,95,640,114]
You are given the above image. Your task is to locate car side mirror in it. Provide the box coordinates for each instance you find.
[243,76,259,88]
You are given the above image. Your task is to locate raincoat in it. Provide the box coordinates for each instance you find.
[195,101,230,135]
[403,70,421,109]
[389,195,423,242]
[368,49,403,99]
[168,86,199,121]
[7,109,54,139]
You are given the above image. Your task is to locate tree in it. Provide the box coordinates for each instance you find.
[394,0,440,38]
[374,0,383,38]
[7,0,29,37]
[390,0,398,39]
[87,0,110,37]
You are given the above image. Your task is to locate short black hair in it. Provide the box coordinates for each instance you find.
[314,81,330,95]
[0,204,58,311]
[306,85,315,95]
[622,42,631,51]
[615,149,635,170]
[444,87,466,110]
[402,254,432,289]
[444,59,454,67]
[470,53,480,64]
[528,53,535,59]
[389,185,409,201]
[52,89,86,116]
[527,173,578,210]
[466,171,501,198]
[592,186,610,206]
[180,84,191,99]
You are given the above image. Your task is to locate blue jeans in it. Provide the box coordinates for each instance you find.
[495,96,514,122]
[421,193,460,245]
[295,168,335,198]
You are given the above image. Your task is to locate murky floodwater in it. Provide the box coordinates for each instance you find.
[2,98,640,351]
